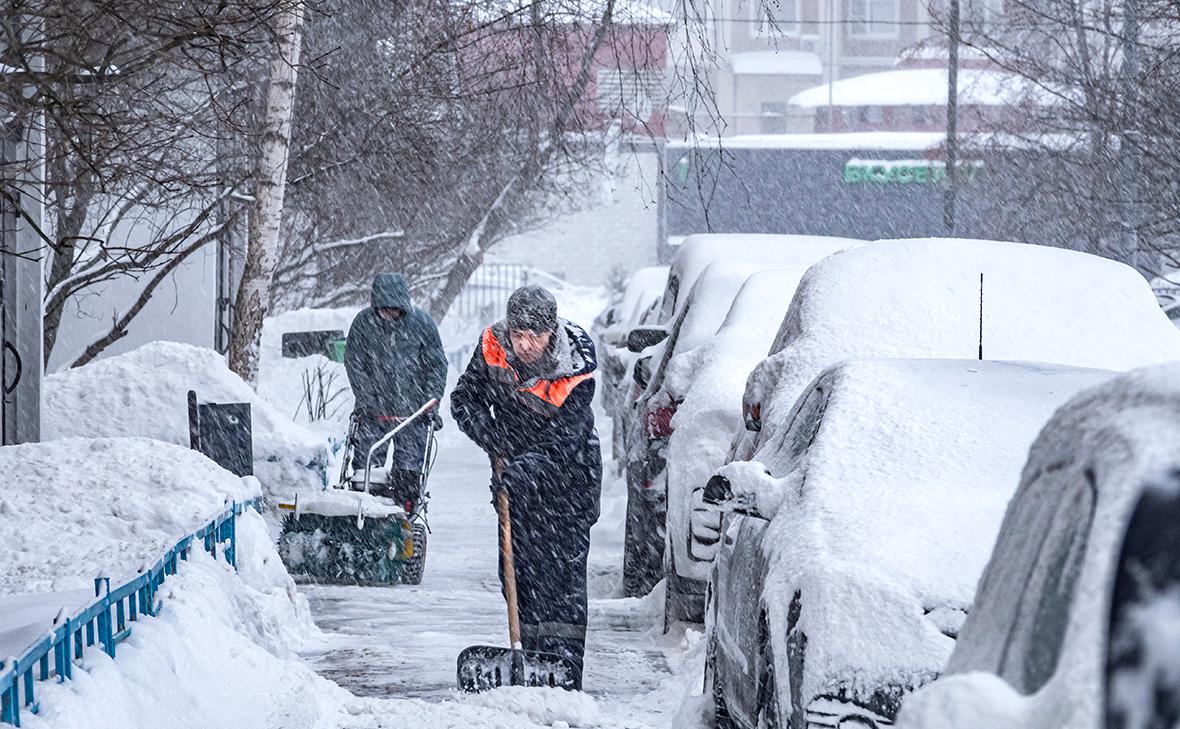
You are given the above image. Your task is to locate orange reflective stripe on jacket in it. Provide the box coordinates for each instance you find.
[481,327,591,408]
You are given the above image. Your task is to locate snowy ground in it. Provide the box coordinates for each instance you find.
[297,417,706,728]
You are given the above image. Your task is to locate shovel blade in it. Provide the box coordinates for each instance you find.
[457,645,579,692]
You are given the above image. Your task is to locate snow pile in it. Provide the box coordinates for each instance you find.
[43,341,330,503]
[897,362,1180,729]
[741,238,1180,461]
[717,360,1115,714]
[661,267,837,583]
[0,437,260,596]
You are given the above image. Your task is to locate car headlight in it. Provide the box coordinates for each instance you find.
[806,698,892,728]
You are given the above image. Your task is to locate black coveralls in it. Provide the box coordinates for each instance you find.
[450,319,603,688]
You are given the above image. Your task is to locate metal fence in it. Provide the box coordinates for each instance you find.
[0,497,261,727]
[450,263,529,324]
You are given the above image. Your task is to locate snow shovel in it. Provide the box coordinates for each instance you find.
[456,463,579,692]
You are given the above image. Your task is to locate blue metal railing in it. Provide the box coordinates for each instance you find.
[0,497,262,727]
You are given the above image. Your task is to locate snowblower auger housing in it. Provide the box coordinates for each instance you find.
[278,399,439,586]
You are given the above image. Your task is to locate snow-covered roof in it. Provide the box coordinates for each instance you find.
[668,132,947,152]
[789,68,1042,108]
[721,359,1115,709]
[739,238,1180,463]
[731,50,822,76]
[659,234,864,323]
[475,0,671,25]
[896,362,1180,729]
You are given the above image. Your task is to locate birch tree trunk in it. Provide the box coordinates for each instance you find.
[229,2,305,384]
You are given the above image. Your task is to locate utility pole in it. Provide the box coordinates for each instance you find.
[1118,0,1140,270]
[944,0,960,235]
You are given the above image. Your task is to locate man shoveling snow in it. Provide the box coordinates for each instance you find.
[451,285,603,690]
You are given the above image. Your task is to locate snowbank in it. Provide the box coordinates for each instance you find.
[0,437,259,596]
[44,341,330,503]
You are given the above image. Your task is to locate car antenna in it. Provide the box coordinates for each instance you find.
[978,273,984,361]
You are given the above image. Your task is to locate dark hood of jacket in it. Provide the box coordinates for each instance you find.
[372,273,413,311]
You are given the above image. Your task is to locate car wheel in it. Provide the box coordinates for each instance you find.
[756,624,780,729]
[707,635,738,729]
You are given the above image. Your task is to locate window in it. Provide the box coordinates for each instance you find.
[911,106,935,126]
[997,470,1097,694]
[760,102,788,134]
[847,0,898,36]
[750,0,799,37]
[963,0,1004,28]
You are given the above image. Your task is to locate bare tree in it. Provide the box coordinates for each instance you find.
[229,0,306,383]
[0,0,301,367]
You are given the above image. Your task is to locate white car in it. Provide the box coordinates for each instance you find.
[738,238,1180,464]
[896,363,1180,729]
[704,359,1116,729]
[618,235,860,597]
[597,265,669,416]
[657,268,842,625]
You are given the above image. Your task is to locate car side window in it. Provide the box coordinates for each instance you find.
[771,383,829,470]
[1001,469,1097,694]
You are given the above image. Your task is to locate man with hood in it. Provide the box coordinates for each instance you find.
[450,285,602,690]
[345,273,447,511]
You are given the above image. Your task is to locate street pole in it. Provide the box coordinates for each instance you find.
[944,0,960,235]
[2,15,45,444]
[1118,0,1140,270]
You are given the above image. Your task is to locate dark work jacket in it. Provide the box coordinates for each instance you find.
[450,318,602,526]
[345,273,447,417]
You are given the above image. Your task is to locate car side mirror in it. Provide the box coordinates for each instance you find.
[627,327,668,353]
[701,469,780,521]
[632,356,652,389]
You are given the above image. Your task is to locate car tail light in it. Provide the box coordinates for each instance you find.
[645,401,678,439]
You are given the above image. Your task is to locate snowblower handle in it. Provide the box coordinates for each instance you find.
[496,488,523,650]
[362,398,440,494]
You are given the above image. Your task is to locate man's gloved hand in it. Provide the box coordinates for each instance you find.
[431,410,445,431]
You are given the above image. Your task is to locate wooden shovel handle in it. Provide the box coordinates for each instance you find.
[494,459,522,649]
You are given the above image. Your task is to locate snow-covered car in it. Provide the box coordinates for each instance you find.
[622,260,768,598]
[619,235,859,598]
[704,359,1116,729]
[895,363,1180,729]
[737,238,1180,464]
[657,269,828,626]
[598,265,669,416]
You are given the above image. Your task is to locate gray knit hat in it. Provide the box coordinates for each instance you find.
[506,285,558,332]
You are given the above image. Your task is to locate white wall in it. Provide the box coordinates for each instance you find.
[487,152,661,286]
[48,243,218,373]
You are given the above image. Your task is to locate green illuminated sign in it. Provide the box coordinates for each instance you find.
[843,159,984,185]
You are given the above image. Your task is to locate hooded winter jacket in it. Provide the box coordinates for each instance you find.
[450,318,602,526]
[345,273,448,420]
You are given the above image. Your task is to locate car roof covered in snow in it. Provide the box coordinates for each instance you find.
[617,265,670,327]
[741,358,1117,707]
[789,68,1044,108]
[741,238,1180,461]
[897,363,1180,729]
[658,234,863,323]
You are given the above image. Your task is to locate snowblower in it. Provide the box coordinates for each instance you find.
[456,461,580,692]
[278,398,439,585]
